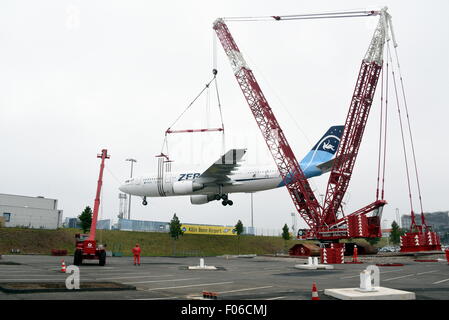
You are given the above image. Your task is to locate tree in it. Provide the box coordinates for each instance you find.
[440,232,449,245]
[78,206,92,233]
[234,220,244,255]
[366,237,381,246]
[282,224,291,253]
[169,213,184,256]
[389,221,405,245]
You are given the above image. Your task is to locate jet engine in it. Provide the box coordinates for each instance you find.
[172,180,204,195]
[190,194,215,205]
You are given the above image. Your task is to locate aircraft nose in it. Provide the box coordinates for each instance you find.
[119,183,129,193]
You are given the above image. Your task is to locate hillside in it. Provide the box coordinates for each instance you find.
[0,228,301,256]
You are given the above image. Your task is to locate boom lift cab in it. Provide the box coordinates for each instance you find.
[74,234,106,266]
[73,149,110,266]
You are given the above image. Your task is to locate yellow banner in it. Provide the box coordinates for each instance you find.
[181,224,236,236]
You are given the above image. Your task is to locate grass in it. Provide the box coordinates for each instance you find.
[0,227,300,256]
[0,227,390,257]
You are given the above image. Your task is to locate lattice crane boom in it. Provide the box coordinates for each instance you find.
[213,19,322,231]
[214,8,395,240]
[322,8,393,225]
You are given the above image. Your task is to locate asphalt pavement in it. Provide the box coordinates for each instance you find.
[0,254,448,300]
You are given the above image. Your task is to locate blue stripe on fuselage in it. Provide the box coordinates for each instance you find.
[276,160,325,188]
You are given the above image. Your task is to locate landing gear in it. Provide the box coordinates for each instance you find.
[216,190,233,206]
[221,200,233,206]
[142,197,148,206]
[220,194,233,206]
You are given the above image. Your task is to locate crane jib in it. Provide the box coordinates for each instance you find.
[213,8,392,239]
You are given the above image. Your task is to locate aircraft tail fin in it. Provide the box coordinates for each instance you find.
[300,125,344,170]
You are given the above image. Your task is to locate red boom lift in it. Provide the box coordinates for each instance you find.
[74,149,110,266]
[213,8,441,251]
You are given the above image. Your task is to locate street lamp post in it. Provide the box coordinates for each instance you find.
[250,193,255,235]
[125,158,137,220]
[291,212,296,237]
[396,208,400,228]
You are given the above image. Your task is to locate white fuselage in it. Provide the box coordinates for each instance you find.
[119,166,284,198]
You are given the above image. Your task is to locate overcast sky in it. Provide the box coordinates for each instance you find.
[1,0,448,232]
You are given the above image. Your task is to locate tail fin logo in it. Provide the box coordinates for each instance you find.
[299,125,344,171]
[311,126,344,155]
[322,141,335,152]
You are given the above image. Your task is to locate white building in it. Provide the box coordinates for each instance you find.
[0,193,63,229]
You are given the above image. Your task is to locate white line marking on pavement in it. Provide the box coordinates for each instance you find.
[48,267,116,271]
[416,270,438,275]
[0,269,37,272]
[265,296,285,300]
[0,274,66,277]
[383,274,415,282]
[83,272,165,277]
[217,286,273,294]
[433,278,449,285]
[97,275,174,280]
[0,271,51,274]
[339,275,360,279]
[124,277,200,285]
[146,281,234,291]
[340,269,404,279]
[134,297,178,300]
[241,270,281,274]
[0,278,65,281]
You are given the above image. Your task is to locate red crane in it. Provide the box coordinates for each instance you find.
[213,8,392,241]
[74,149,110,266]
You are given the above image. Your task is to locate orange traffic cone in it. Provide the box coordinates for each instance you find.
[311,282,320,300]
[61,260,66,273]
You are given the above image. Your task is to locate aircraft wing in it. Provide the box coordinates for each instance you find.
[195,149,246,185]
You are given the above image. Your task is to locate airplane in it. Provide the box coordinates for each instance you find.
[119,125,344,206]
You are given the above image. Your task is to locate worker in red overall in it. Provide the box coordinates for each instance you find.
[132,243,141,266]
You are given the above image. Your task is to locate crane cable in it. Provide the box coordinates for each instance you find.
[165,74,217,133]
[105,165,122,186]
[214,76,225,154]
[393,46,426,226]
[160,71,222,154]
[387,42,416,224]
[221,10,380,22]
[381,60,389,201]
[213,31,226,155]
[376,64,385,200]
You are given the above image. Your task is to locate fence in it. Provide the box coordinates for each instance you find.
[110,219,282,237]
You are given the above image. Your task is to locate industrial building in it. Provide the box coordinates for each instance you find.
[115,219,170,232]
[63,217,81,229]
[401,211,449,235]
[111,218,256,235]
[0,193,63,229]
